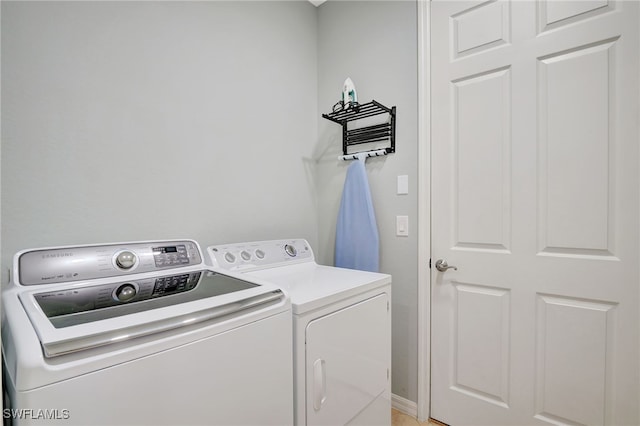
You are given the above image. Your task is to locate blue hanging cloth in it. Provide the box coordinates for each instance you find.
[335,159,380,272]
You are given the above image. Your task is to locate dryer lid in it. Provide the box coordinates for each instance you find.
[248,263,391,314]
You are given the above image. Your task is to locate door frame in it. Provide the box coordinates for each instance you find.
[416,0,431,422]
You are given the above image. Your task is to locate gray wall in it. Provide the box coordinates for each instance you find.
[1,1,318,272]
[316,0,419,402]
[2,0,420,406]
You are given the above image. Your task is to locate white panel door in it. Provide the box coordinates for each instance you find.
[430,1,639,425]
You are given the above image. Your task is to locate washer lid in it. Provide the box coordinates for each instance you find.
[247,263,391,314]
[18,269,285,357]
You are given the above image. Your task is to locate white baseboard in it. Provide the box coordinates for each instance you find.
[391,394,417,417]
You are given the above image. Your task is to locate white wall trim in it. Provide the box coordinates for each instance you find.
[392,393,418,417]
[416,0,431,423]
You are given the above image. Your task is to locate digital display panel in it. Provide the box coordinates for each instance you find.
[154,246,178,254]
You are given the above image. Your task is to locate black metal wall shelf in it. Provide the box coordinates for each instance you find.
[322,100,396,157]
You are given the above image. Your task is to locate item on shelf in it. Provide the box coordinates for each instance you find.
[342,77,358,110]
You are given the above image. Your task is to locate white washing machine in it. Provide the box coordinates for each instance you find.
[2,240,293,425]
[207,239,392,426]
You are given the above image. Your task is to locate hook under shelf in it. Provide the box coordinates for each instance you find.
[338,148,392,161]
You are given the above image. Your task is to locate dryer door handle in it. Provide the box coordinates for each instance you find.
[313,358,327,411]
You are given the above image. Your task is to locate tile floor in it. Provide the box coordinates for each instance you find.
[391,409,445,426]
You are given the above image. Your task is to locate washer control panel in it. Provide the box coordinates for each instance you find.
[207,239,314,272]
[18,240,202,286]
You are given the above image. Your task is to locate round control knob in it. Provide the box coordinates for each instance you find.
[224,252,236,263]
[241,250,251,261]
[284,244,297,257]
[115,251,137,270]
[255,249,265,259]
[115,284,137,302]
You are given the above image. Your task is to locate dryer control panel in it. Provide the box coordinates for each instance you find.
[207,239,314,272]
[17,240,203,286]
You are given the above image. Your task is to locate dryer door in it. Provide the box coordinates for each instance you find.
[305,293,390,426]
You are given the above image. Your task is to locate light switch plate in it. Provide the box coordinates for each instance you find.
[396,215,409,236]
[397,175,409,195]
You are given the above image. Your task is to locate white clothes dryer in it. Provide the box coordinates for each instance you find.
[207,239,392,426]
[2,240,293,426]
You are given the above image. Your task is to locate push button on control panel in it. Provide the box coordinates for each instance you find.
[153,245,190,268]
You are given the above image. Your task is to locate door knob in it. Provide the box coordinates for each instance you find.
[435,259,457,272]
